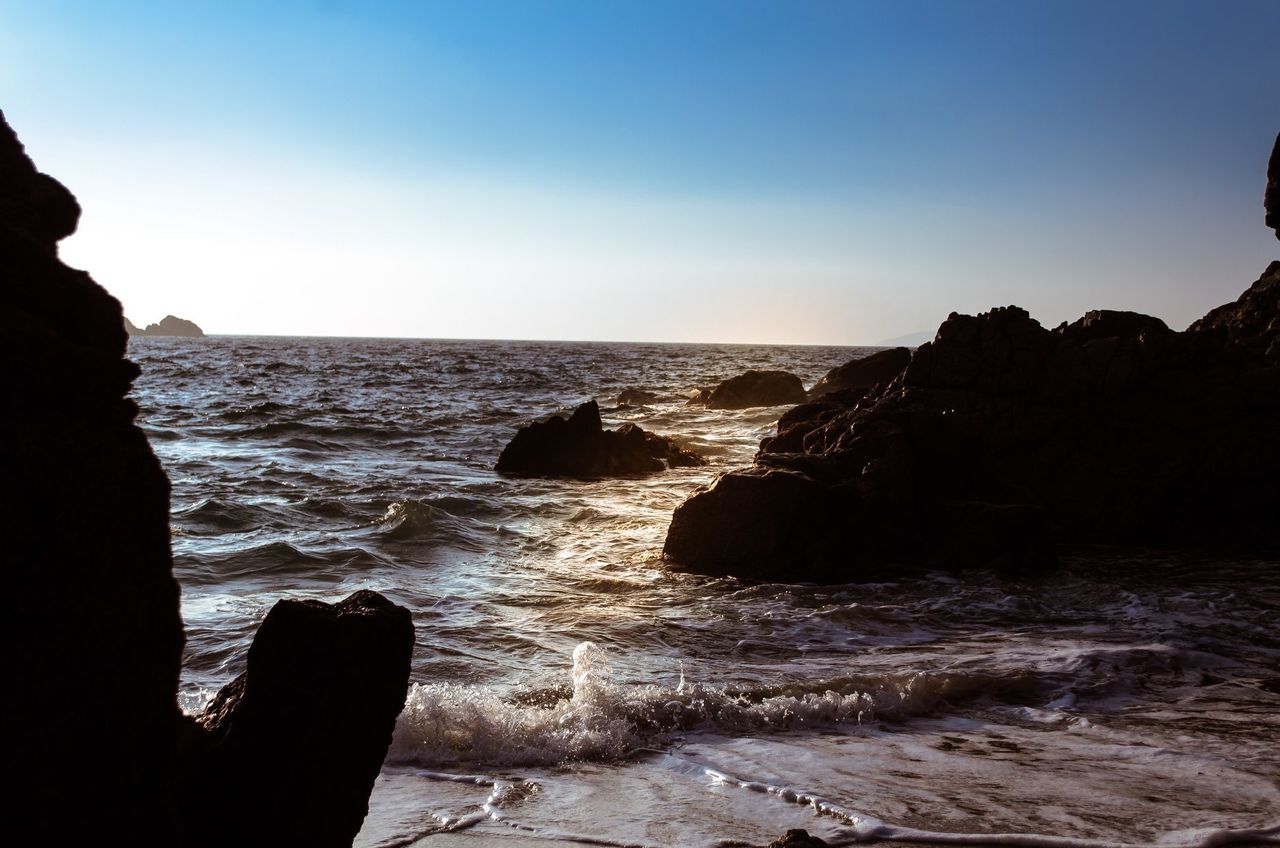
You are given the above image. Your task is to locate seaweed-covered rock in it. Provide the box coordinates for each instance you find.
[497,400,704,476]
[807,347,911,399]
[178,590,414,848]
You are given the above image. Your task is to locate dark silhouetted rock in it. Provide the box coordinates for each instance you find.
[130,314,204,336]
[178,590,413,848]
[666,262,1280,582]
[767,830,828,848]
[807,347,911,399]
[497,400,705,477]
[696,369,806,409]
[1267,131,1279,240]
[1188,260,1280,360]
[617,387,660,406]
[2,109,184,839]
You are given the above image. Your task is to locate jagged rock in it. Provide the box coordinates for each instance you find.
[1,109,184,839]
[807,347,911,399]
[665,263,1280,581]
[1188,260,1280,360]
[130,314,204,336]
[178,590,413,848]
[694,369,806,409]
[1266,131,1279,240]
[497,400,704,477]
[617,387,660,406]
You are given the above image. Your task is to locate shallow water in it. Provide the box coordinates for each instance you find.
[130,336,1280,848]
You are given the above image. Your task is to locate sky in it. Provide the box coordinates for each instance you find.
[1,0,1277,344]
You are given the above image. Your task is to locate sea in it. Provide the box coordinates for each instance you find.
[129,336,1280,848]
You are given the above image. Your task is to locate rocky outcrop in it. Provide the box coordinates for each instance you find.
[617,387,660,406]
[2,109,185,839]
[178,591,414,848]
[665,263,1280,581]
[498,400,704,476]
[807,347,912,399]
[128,314,205,336]
[692,369,806,409]
[1266,131,1279,240]
[2,111,412,845]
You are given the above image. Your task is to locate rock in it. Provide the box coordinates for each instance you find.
[1267,131,1279,240]
[617,387,660,406]
[497,400,705,477]
[1187,260,1280,360]
[665,263,1280,581]
[807,347,911,399]
[178,590,414,848]
[698,369,806,409]
[767,830,828,848]
[1,109,185,839]
[130,314,204,336]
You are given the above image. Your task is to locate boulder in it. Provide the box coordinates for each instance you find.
[698,369,806,409]
[665,263,1280,581]
[497,400,704,477]
[178,590,414,848]
[617,387,660,406]
[2,110,185,839]
[807,347,911,399]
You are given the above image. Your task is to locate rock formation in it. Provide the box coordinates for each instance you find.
[128,314,205,336]
[665,264,1280,581]
[1,110,412,844]
[807,347,912,399]
[690,369,807,409]
[497,400,704,476]
[617,387,660,406]
[1266,131,1279,240]
[2,107,185,841]
[178,591,414,848]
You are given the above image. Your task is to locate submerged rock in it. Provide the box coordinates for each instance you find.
[694,369,806,409]
[807,346,911,399]
[178,590,414,848]
[767,830,828,848]
[2,109,185,839]
[497,400,704,477]
[617,387,660,406]
[665,262,1280,581]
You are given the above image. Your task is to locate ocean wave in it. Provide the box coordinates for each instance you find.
[387,642,1036,768]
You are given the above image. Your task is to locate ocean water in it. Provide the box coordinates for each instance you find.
[131,337,1280,848]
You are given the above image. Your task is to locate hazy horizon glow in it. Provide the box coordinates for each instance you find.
[2,0,1277,343]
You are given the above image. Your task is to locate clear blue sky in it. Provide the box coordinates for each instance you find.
[2,0,1277,342]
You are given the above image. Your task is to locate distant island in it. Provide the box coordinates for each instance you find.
[125,315,204,337]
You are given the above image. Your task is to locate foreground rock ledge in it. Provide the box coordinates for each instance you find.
[665,263,1280,582]
[178,590,414,848]
[497,399,705,477]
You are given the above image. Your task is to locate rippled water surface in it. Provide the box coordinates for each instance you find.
[131,336,1280,848]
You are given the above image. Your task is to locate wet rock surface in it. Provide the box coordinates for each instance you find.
[666,264,1280,581]
[497,399,705,476]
